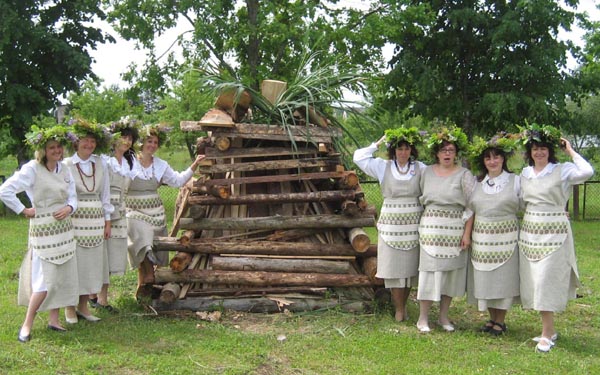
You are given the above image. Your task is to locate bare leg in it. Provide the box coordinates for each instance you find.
[65,305,77,321]
[390,287,411,321]
[47,308,64,329]
[20,291,47,336]
[97,283,109,306]
[417,300,433,329]
[438,295,453,325]
[77,295,93,316]
[541,311,555,339]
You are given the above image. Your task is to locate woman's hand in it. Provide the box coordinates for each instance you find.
[460,232,471,250]
[560,137,575,156]
[22,207,35,219]
[190,154,207,171]
[52,206,72,221]
[375,135,387,147]
[104,220,112,239]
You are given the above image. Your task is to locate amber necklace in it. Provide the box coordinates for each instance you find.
[395,160,410,175]
[76,161,96,192]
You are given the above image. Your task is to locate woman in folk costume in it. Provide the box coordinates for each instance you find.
[353,127,426,322]
[518,124,593,353]
[126,124,205,292]
[466,133,521,336]
[63,118,114,324]
[0,125,78,342]
[89,117,140,312]
[416,124,474,333]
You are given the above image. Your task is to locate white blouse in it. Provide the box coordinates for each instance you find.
[70,153,114,220]
[353,143,426,183]
[0,160,77,215]
[521,152,594,195]
[131,155,194,188]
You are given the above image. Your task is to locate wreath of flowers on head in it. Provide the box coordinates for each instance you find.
[25,125,71,150]
[384,126,424,148]
[426,123,469,158]
[518,122,562,149]
[109,116,141,145]
[468,132,521,175]
[140,123,171,147]
[67,117,112,154]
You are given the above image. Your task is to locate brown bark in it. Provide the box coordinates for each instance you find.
[205,146,318,159]
[179,230,197,246]
[169,252,193,273]
[154,268,375,287]
[154,237,362,257]
[187,190,357,206]
[362,257,382,285]
[341,200,360,217]
[210,256,352,274]
[191,184,230,199]
[179,213,376,231]
[266,229,323,241]
[199,170,358,187]
[197,157,340,174]
[210,123,341,143]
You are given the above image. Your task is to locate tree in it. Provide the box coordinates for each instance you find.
[0,0,114,164]
[103,1,386,91]
[368,0,590,137]
[68,80,145,123]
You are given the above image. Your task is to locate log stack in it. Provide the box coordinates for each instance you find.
[148,82,380,313]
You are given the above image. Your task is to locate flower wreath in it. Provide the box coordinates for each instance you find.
[426,123,469,159]
[518,123,562,149]
[468,132,520,175]
[109,116,141,145]
[384,126,424,148]
[68,117,112,154]
[140,123,171,147]
[25,125,73,150]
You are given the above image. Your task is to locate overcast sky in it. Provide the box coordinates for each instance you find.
[89,1,599,88]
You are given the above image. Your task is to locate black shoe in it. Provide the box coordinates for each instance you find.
[95,304,119,313]
[89,298,99,308]
[489,322,507,336]
[480,320,495,333]
[47,324,67,332]
[18,332,31,343]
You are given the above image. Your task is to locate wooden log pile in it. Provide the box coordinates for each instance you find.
[147,81,381,314]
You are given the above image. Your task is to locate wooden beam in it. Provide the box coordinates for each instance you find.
[154,268,375,287]
[205,146,318,160]
[210,256,353,274]
[187,190,357,206]
[178,213,375,231]
[197,157,341,174]
[199,170,358,187]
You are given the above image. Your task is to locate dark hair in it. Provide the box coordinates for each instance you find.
[432,140,458,163]
[120,129,138,170]
[387,140,418,164]
[525,140,558,166]
[476,147,511,182]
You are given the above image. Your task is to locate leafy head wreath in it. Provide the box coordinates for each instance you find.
[25,124,72,150]
[139,123,171,148]
[68,117,113,154]
[384,126,425,148]
[426,123,469,159]
[518,122,562,149]
[109,116,141,145]
[468,132,521,175]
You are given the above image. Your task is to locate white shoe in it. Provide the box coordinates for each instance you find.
[535,337,555,353]
[437,321,455,332]
[416,324,431,333]
[532,333,558,342]
[65,313,78,324]
[76,310,101,322]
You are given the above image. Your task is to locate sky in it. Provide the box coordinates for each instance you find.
[89,1,600,89]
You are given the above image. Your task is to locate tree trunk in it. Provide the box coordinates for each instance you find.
[210,256,353,274]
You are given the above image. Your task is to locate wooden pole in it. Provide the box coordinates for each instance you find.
[187,190,357,206]
[155,268,375,287]
[210,256,353,274]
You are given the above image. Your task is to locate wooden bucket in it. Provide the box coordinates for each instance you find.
[261,80,287,104]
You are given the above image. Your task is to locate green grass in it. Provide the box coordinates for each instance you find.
[0,215,599,374]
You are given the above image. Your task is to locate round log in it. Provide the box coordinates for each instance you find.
[159,282,182,304]
[214,136,231,151]
[348,227,371,252]
[169,251,193,273]
[261,80,287,104]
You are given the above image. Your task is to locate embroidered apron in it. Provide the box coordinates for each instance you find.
[125,176,165,230]
[419,167,469,259]
[66,157,106,248]
[470,174,519,271]
[519,165,569,261]
[377,162,422,250]
[29,163,76,264]
[109,168,128,239]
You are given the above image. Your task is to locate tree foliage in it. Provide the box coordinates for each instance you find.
[368,0,590,137]
[0,0,114,164]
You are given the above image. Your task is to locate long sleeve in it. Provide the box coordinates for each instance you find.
[561,152,594,187]
[0,161,36,214]
[352,143,388,183]
[154,157,194,188]
[99,157,114,220]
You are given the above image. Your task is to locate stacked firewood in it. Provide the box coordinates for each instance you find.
[149,81,380,313]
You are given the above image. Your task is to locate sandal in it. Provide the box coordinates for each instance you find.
[480,320,495,333]
[535,337,555,353]
[489,322,507,336]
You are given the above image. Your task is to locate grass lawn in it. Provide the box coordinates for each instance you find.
[0,214,599,374]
